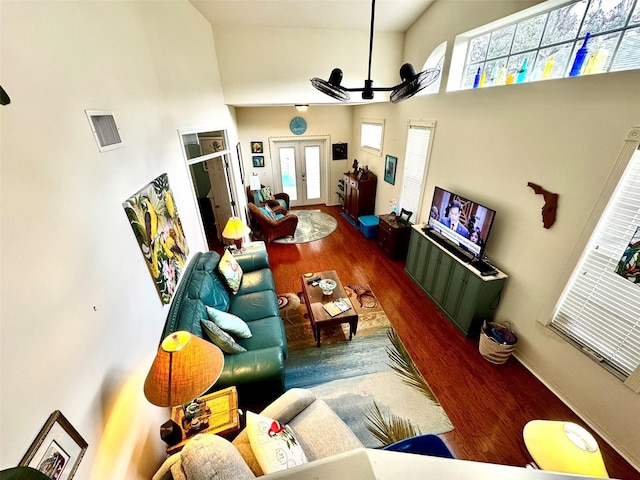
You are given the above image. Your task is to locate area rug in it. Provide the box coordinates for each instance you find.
[272,209,337,244]
[278,285,389,350]
[280,288,454,448]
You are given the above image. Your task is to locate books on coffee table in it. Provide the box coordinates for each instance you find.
[322,298,351,317]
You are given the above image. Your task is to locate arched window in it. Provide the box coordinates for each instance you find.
[419,42,447,95]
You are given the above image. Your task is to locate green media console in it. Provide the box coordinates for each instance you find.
[405,226,507,337]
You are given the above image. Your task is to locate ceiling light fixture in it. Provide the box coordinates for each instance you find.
[311,0,440,103]
[295,104,309,112]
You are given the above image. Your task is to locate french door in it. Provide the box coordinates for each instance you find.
[275,140,324,207]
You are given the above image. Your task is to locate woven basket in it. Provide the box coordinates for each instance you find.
[479,320,517,364]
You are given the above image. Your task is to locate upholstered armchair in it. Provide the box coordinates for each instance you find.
[247,184,290,211]
[248,203,298,244]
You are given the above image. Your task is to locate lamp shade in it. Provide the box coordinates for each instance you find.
[249,174,261,191]
[222,217,251,240]
[144,331,224,407]
[523,420,609,478]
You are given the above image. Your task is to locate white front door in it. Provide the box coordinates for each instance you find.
[276,140,324,207]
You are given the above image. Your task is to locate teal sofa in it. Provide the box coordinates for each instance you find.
[161,250,287,405]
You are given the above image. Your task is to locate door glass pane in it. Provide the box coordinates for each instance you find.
[279,147,297,201]
[305,146,321,200]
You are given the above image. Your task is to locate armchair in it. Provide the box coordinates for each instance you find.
[247,184,290,211]
[248,203,298,244]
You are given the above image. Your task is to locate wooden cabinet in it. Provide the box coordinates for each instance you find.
[377,214,412,259]
[405,226,507,337]
[343,172,377,222]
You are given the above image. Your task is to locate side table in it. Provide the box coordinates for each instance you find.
[377,214,411,259]
[232,240,266,255]
[166,386,240,455]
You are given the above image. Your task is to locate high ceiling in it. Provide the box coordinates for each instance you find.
[189,0,436,33]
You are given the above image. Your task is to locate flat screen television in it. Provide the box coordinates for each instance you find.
[425,186,497,261]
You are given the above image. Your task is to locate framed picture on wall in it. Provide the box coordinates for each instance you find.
[252,155,265,167]
[384,155,397,185]
[251,141,263,154]
[332,143,348,160]
[20,410,88,480]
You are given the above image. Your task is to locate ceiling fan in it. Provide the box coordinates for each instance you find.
[311,0,440,103]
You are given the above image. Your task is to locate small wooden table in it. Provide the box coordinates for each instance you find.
[166,386,240,455]
[300,270,358,347]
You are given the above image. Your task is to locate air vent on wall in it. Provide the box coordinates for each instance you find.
[85,110,123,152]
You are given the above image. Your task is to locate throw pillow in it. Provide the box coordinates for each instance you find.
[259,207,276,221]
[200,319,247,354]
[206,306,252,339]
[260,186,274,201]
[246,411,308,474]
[218,249,243,294]
[264,205,277,220]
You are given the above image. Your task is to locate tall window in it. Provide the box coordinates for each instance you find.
[551,138,640,391]
[451,0,640,90]
[398,122,435,221]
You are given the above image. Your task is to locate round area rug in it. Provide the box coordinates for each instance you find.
[272,210,337,244]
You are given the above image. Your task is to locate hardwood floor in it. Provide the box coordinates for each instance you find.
[213,205,639,479]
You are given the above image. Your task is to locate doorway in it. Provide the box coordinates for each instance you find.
[274,140,325,207]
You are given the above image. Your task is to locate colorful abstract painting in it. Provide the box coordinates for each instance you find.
[123,173,189,304]
[615,226,640,285]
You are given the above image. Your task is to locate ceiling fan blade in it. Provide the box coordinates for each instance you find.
[390,66,440,103]
[310,68,350,101]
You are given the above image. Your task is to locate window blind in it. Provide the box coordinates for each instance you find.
[361,122,383,152]
[552,148,640,378]
[399,125,432,219]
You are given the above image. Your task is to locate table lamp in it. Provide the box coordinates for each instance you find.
[523,420,609,478]
[144,331,224,445]
[222,217,251,249]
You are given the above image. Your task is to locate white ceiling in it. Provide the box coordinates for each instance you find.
[189,0,436,33]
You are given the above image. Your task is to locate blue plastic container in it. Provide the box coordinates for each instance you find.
[358,215,379,239]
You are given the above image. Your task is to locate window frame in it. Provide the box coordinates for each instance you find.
[360,119,385,156]
[448,0,640,92]
[543,127,640,392]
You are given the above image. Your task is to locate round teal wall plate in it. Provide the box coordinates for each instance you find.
[290,116,307,135]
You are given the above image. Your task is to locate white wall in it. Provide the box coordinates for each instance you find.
[350,2,640,468]
[212,25,405,106]
[0,1,237,478]
[235,105,354,206]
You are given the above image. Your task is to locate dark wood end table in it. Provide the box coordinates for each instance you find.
[300,270,358,347]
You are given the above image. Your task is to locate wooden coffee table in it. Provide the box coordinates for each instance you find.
[300,270,358,347]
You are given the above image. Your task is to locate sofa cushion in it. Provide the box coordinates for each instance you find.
[246,411,308,474]
[181,434,255,480]
[218,250,243,295]
[237,268,275,295]
[237,317,286,353]
[206,306,252,339]
[201,319,247,354]
[229,291,280,322]
[186,270,230,312]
